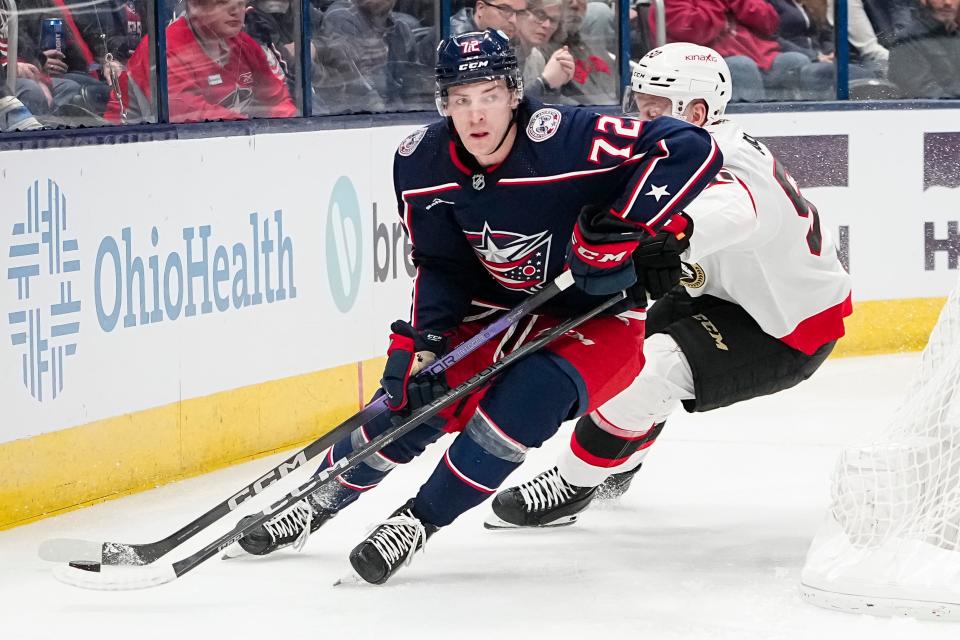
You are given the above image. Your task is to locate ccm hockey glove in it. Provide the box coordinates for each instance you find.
[633,213,693,300]
[381,320,449,412]
[567,205,646,296]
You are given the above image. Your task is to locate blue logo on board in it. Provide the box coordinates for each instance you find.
[326,176,363,312]
[7,179,82,402]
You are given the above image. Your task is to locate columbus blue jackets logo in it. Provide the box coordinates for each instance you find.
[398,127,427,157]
[526,108,562,142]
[464,223,551,291]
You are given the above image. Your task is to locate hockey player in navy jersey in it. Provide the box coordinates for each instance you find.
[233,29,722,584]
[487,43,853,530]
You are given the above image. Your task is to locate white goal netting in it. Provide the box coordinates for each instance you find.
[801,276,960,621]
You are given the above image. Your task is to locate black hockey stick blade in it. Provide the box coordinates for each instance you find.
[52,291,625,589]
[40,271,576,566]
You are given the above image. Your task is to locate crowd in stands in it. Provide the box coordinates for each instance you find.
[0,0,957,129]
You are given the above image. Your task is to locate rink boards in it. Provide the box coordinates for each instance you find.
[1,109,958,529]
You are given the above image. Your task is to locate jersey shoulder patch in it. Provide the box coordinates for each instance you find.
[398,126,428,157]
[526,107,562,142]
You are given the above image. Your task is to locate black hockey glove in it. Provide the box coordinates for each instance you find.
[632,213,693,300]
[567,204,646,296]
[381,320,449,412]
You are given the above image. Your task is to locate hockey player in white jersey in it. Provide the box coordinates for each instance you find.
[488,42,853,529]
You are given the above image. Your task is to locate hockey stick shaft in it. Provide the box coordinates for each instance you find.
[53,291,627,589]
[41,271,576,566]
[168,291,626,580]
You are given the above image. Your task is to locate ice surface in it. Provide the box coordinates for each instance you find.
[2,353,957,639]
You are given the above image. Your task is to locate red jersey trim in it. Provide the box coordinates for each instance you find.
[780,293,853,356]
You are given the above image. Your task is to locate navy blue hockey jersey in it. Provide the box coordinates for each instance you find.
[393,98,722,332]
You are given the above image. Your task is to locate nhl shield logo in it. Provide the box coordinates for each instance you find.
[526,108,562,142]
[464,222,551,292]
[398,127,427,157]
[472,174,486,190]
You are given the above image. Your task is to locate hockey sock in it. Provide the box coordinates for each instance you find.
[413,432,521,527]
[557,415,664,488]
[413,353,580,527]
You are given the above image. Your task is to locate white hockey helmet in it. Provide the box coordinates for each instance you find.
[623,42,732,123]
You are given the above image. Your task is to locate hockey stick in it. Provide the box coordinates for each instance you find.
[52,290,627,590]
[39,271,577,566]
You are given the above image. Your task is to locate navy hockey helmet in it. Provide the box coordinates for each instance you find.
[434,29,523,115]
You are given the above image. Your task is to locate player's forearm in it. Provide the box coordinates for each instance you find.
[611,122,723,232]
[409,264,473,333]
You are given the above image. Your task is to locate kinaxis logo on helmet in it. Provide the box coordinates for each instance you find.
[685,54,718,62]
[326,176,363,312]
[7,179,82,403]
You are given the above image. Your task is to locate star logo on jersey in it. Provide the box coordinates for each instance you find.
[645,184,670,202]
[463,223,551,292]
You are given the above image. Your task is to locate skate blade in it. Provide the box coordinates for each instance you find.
[483,513,578,530]
[332,572,364,587]
[221,543,247,560]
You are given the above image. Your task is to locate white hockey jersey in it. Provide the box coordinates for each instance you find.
[678,119,852,355]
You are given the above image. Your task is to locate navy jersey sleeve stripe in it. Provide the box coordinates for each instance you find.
[648,135,721,227]
[607,118,723,231]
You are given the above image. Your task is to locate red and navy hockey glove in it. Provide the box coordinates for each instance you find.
[381,320,449,412]
[632,213,693,300]
[567,204,646,296]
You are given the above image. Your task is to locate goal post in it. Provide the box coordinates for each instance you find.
[800,277,960,621]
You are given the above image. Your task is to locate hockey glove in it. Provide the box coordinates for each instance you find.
[632,213,693,300]
[381,320,449,412]
[567,205,646,296]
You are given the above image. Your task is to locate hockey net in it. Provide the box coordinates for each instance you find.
[800,276,960,621]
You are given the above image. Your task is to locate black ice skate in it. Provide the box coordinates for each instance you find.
[485,467,597,529]
[595,463,643,501]
[228,494,335,558]
[348,499,438,585]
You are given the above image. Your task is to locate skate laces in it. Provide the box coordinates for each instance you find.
[263,500,314,552]
[367,511,427,568]
[518,467,575,512]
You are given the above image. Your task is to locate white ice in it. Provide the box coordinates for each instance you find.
[2,353,957,640]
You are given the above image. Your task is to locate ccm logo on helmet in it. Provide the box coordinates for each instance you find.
[685,54,718,62]
[458,60,490,71]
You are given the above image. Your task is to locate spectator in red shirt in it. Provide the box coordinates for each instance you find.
[655,0,813,101]
[105,0,296,123]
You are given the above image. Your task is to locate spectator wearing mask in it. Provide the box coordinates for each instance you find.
[516,0,574,96]
[105,0,296,123]
[888,0,960,97]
